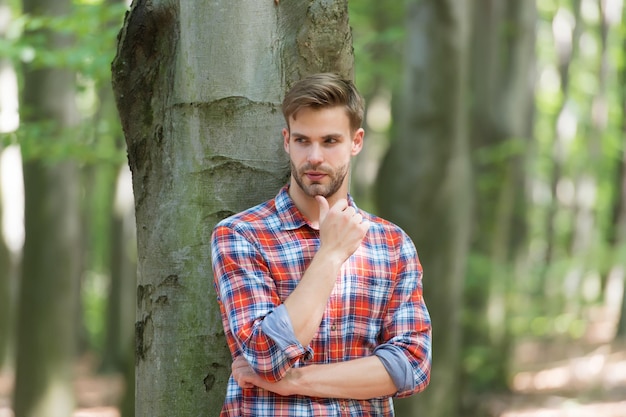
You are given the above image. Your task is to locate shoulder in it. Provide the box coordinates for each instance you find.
[361,209,410,238]
[360,209,418,254]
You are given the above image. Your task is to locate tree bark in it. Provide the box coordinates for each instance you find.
[13,1,81,415]
[111,0,354,415]
[375,1,473,416]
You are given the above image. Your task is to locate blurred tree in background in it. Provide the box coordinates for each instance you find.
[0,0,132,415]
[375,1,473,416]
[0,0,624,416]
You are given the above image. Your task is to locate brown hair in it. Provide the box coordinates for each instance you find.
[282,73,365,133]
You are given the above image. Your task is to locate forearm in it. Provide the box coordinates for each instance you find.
[283,247,343,346]
[233,354,397,399]
[290,356,397,399]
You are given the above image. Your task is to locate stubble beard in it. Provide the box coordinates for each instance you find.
[291,160,349,199]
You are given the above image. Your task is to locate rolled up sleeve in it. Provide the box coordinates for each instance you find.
[212,225,311,382]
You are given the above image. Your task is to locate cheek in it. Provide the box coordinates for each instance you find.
[287,148,306,166]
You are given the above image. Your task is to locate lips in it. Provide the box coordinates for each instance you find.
[305,172,326,181]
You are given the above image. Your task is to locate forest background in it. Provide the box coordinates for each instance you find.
[0,0,625,416]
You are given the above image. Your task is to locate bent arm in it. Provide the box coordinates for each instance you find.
[291,356,397,399]
[232,355,398,399]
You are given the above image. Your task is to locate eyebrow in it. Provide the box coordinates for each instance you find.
[290,132,344,140]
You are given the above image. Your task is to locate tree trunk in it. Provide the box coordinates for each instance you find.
[0,0,17,373]
[0,168,11,371]
[541,0,583,300]
[375,1,473,416]
[465,0,536,394]
[614,3,626,339]
[109,165,136,416]
[13,1,81,415]
[615,142,626,337]
[111,0,354,415]
[101,165,136,374]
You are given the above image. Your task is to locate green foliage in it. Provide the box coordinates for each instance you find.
[1,0,130,354]
[0,1,128,165]
[3,120,125,164]
[348,0,406,97]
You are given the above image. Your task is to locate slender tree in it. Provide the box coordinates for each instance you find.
[111,0,354,415]
[13,0,82,415]
[376,1,473,416]
[0,0,15,371]
[465,0,536,393]
[541,0,583,295]
[614,0,626,338]
[98,0,133,375]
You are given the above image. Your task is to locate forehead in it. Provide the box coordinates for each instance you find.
[288,106,351,133]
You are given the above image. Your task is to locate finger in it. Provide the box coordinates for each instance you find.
[316,195,330,223]
[343,206,356,216]
[359,219,370,234]
[331,198,349,212]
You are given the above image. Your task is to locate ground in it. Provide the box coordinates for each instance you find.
[0,306,624,417]
[483,305,626,417]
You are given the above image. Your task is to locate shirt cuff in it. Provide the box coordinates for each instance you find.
[261,304,313,361]
[373,344,415,393]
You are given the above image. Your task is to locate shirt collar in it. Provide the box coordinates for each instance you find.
[275,185,358,231]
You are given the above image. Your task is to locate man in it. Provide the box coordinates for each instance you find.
[211,73,431,416]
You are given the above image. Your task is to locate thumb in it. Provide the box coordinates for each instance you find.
[315,195,329,224]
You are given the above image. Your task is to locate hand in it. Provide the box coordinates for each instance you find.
[231,356,296,396]
[231,355,257,389]
[316,196,369,262]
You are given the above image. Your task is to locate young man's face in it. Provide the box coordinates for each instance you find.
[283,106,364,200]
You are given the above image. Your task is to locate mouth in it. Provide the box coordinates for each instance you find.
[305,171,327,182]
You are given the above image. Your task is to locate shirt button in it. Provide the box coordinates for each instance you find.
[331,324,337,331]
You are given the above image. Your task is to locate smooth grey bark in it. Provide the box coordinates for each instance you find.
[111,0,354,415]
[375,1,473,416]
[13,1,81,416]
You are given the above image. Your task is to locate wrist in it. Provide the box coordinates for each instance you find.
[285,366,305,397]
[315,246,346,269]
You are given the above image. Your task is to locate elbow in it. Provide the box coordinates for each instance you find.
[395,351,432,398]
[247,354,292,383]
[416,365,431,392]
[248,361,284,383]
[395,367,431,398]
[255,368,284,383]
[412,349,432,394]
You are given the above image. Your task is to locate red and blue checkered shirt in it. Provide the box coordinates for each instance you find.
[211,186,431,416]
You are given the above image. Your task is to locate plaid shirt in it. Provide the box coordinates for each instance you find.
[211,186,431,417]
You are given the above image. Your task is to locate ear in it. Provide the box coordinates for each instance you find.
[351,128,364,156]
[282,128,290,153]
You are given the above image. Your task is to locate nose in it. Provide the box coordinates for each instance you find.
[307,143,323,165]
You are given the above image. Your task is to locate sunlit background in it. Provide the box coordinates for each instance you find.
[1,0,625,416]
